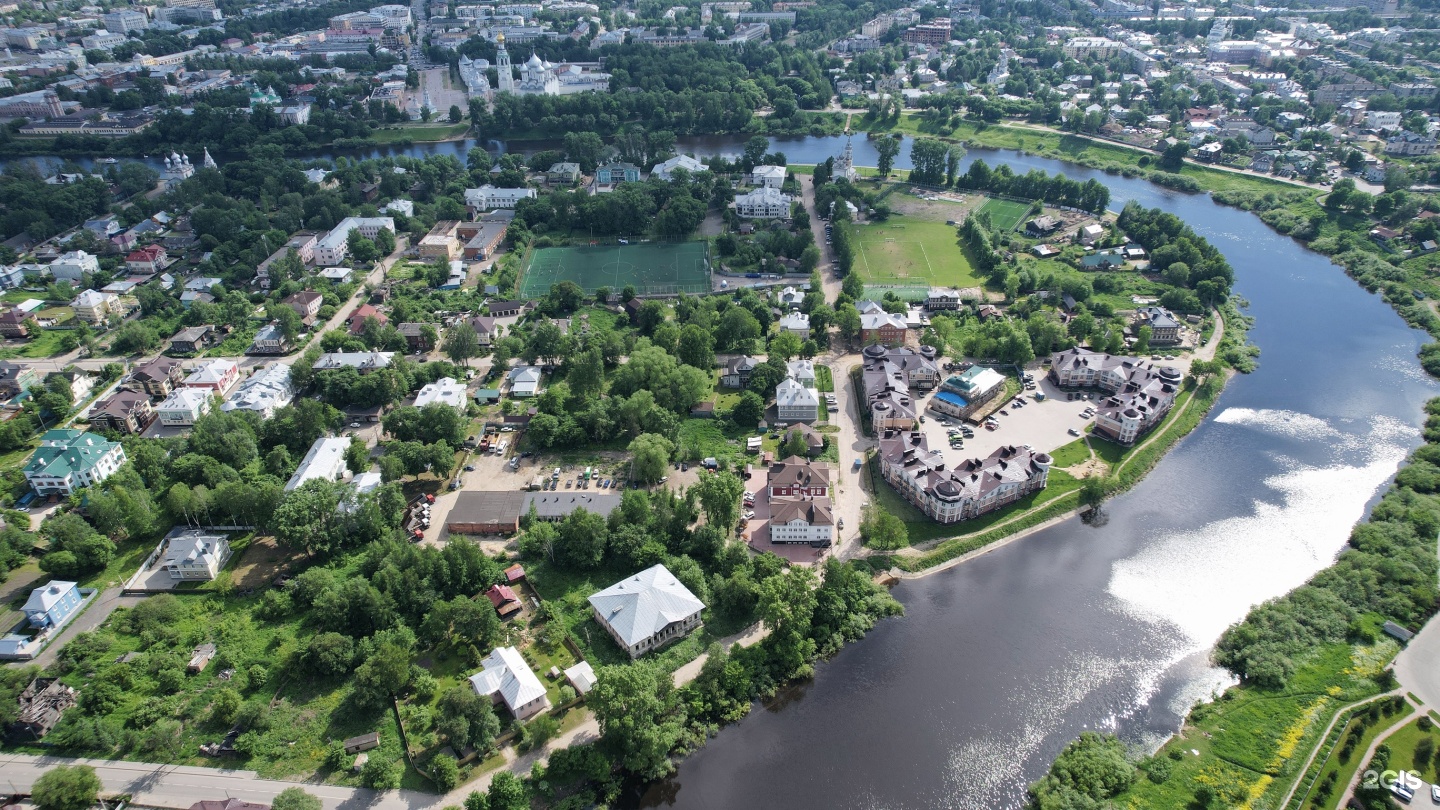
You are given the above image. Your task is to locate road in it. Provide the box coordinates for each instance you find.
[1395,616,1440,715]
[0,753,432,810]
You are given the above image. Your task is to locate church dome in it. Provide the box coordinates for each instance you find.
[526,52,543,68]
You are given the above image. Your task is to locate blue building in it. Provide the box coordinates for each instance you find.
[595,162,642,186]
[22,581,81,629]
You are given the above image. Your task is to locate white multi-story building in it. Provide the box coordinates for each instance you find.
[1048,348,1182,445]
[103,9,149,32]
[768,495,834,546]
[155,387,212,426]
[734,187,792,218]
[314,216,396,266]
[1062,36,1122,59]
[751,165,786,189]
[24,429,127,497]
[776,376,819,422]
[588,564,704,658]
[1367,110,1402,130]
[161,529,230,580]
[878,431,1052,523]
[464,185,537,213]
[285,436,351,492]
[48,250,99,283]
[651,154,705,181]
[221,364,294,418]
[414,377,468,411]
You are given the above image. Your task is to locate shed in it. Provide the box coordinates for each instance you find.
[564,661,597,695]
[503,563,526,583]
[343,731,381,754]
[187,643,217,673]
[1382,621,1414,642]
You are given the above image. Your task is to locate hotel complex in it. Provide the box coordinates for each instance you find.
[877,430,1053,523]
[1048,348,1182,445]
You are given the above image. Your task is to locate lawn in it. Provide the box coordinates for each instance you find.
[30,587,413,785]
[1047,438,1091,468]
[816,365,834,393]
[852,217,981,290]
[977,197,1032,231]
[0,329,72,360]
[1377,716,1440,783]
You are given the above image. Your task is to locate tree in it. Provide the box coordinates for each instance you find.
[1133,325,1151,355]
[628,433,674,483]
[555,508,609,568]
[876,134,901,178]
[693,471,744,532]
[676,323,715,370]
[448,105,463,123]
[588,664,686,779]
[442,322,480,366]
[31,765,101,810]
[1027,732,1134,806]
[360,756,401,790]
[374,227,396,257]
[272,479,346,555]
[111,321,160,355]
[348,229,379,264]
[730,391,764,427]
[715,307,761,353]
[859,502,906,550]
[485,772,529,810]
[430,754,459,791]
[271,788,321,810]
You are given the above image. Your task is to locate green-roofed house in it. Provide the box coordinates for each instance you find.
[24,429,127,497]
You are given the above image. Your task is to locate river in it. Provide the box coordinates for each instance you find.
[633,139,1437,809]
[11,133,1436,808]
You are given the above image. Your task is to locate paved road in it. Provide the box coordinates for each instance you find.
[1395,616,1440,714]
[0,753,430,810]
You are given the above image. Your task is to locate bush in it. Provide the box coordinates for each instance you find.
[360,756,402,790]
[430,754,459,792]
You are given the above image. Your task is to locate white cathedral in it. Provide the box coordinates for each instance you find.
[458,32,610,98]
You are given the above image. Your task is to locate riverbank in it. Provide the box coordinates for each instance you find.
[1027,390,1440,808]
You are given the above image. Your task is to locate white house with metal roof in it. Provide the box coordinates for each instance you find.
[414,376,468,410]
[469,645,550,719]
[588,564,704,659]
[776,376,819,423]
[161,528,230,580]
[155,386,212,426]
[285,436,351,492]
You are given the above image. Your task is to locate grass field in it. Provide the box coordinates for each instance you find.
[852,218,981,290]
[977,197,1032,231]
[520,242,710,298]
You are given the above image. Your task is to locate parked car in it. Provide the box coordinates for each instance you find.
[1068,428,1081,436]
[464,465,475,471]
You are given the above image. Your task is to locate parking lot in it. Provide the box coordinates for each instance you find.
[912,370,1140,468]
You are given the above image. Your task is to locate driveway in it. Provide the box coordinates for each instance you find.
[1395,617,1440,712]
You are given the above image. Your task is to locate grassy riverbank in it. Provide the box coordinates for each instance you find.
[1027,397,1440,809]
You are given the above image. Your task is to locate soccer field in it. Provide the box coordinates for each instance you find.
[520,242,711,298]
[977,198,1032,232]
[853,219,981,291]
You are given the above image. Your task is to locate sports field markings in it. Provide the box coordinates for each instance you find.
[856,239,932,280]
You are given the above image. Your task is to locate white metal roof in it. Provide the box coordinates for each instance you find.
[587,564,704,648]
